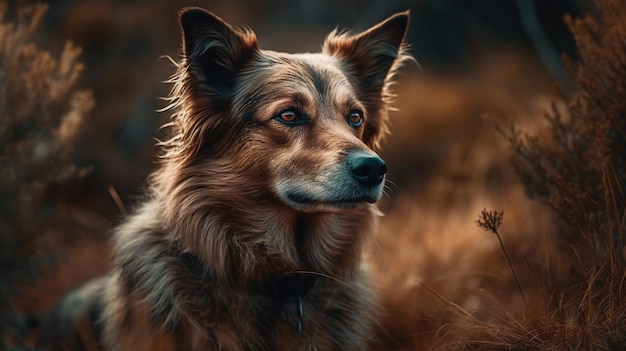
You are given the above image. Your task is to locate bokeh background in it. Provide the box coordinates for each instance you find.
[7,0,624,349]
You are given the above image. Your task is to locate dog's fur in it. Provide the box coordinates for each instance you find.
[41,7,411,351]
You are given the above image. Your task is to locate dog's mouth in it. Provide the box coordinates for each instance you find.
[286,192,378,206]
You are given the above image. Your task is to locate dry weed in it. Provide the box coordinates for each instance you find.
[456,0,626,349]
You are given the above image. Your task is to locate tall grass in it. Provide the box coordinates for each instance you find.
[456,0,626,348]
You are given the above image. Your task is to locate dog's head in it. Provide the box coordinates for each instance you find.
[167,8,410,215]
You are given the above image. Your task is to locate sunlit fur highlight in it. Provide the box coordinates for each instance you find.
[41,7,411,351]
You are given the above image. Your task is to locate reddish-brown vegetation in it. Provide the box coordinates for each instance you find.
[372,0,626,349]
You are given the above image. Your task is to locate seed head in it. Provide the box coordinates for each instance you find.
[476,208,504,234]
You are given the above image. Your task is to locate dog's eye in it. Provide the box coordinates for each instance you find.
[274,109,306,126]
[348,110,364,128]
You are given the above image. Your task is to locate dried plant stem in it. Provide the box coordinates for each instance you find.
[476,209,526,307]
[494,229,527,308]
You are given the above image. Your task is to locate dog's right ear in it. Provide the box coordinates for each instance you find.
[179,8,259,97]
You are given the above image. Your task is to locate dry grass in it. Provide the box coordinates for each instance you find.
[362,0,626,349]
[368,0,626,349]
[455,0,626,348]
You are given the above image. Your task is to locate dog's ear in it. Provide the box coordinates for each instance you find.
[175,8,259,156]
[324,12,410,150]
[179,7,259,98]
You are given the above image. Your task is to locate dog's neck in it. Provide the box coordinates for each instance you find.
[254,272,317,299]
[171,240,317,299]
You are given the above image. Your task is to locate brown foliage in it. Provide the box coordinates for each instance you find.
[0,3,93,185]
[0,2,92,347]
[506,0,626,260]
[456,0,626,349]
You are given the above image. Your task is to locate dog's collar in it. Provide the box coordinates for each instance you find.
[172,244,317,298]
[256,272,317,299]
[262,273,318,350]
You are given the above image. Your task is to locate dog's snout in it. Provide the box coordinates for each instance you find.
[347,151,387,187]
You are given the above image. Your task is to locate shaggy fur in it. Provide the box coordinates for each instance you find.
[41,7,411,351]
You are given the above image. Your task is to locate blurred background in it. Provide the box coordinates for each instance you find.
[1,0,596,349]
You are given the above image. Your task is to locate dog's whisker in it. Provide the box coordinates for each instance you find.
[384,177,399,190]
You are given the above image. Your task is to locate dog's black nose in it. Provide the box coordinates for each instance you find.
[347,151,387,187]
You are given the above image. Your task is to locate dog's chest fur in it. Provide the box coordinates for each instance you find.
[173,281,374,350]
[109,205,375,351]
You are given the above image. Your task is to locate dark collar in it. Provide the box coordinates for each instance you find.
[256,272,317,299]
[172,244,317,299]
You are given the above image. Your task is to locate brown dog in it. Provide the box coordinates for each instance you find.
[41,7,411,350]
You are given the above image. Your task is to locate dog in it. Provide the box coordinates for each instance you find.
[41,7,411,350]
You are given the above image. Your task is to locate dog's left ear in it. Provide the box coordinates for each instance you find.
[324,12,411,150]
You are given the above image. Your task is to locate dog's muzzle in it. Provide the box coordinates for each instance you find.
[346,150,387,188]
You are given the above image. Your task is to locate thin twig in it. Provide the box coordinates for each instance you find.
[494,229,527,307]
[476,209,527,307]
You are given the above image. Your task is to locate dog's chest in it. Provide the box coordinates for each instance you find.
[179,289,369,351]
